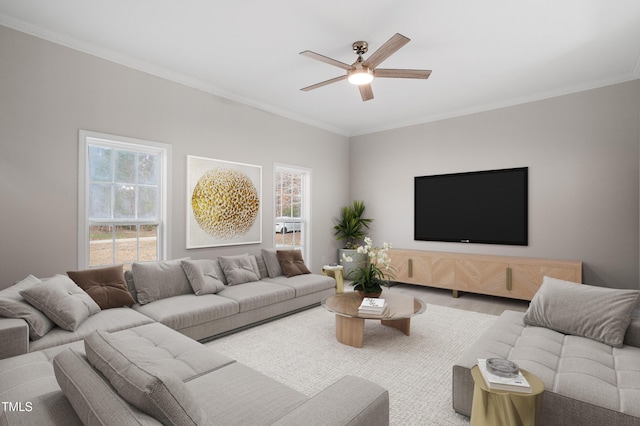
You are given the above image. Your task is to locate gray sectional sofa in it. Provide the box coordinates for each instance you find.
[0,249,390,425]
[0,249,335,359]
[453,276,640,425]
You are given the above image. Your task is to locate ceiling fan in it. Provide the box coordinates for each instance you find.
[300,33,431,102]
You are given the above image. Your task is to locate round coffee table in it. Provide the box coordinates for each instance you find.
[322,291,426,348]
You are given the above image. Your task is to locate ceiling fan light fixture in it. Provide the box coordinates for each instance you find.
[347,67,374,85]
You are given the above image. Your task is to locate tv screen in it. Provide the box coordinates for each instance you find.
[414,167,528,245]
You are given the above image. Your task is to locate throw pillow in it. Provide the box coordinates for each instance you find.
[67,265,135,309]
[20,275,101,331]
[276,250,311,278]
[523,276,640,347]
[131,258,192,305]
[261,248,284,278]
[53,349,159,424]
[0,275,54,340]
[218,254,260,285]
[84,330,208,425]
[181,259,225,295]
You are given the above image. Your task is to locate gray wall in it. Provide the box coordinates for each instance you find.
[350,81,640,290]
[2,24,639,293]
[0,26,350,289]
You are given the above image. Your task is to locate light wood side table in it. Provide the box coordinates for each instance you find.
[322,265,344,293]
[470,365,544,426]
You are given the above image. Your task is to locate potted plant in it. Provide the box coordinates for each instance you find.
[342,237,394,297]
[333,200,372,277]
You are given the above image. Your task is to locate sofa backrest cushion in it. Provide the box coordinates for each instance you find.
[523,276,640,347]
[0,275,54,340]
[276,250,311,278]
[218,254,261,285]
[624,316,640,348]
[261,248,284,278]
[124,270,138,303]
[181,259,225,295]
[254,254,268,279]
[132,258,192,305]
[84,330,208,425]
[67,265,136,309]
[54,348,161,425]
[20,275,101,331]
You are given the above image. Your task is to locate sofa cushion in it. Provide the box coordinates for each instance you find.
[0,345,84,425]
[262,274,336,298]
[262,248,284,278]
[0,275,54,340]
[132,258,192,305]
[84,330,209,425]
[181,259,225,295]
[132,294,239,331]
[216,281,295,312]
[29,307,155,353]
[254,254,268,279]
[103,323,237,379]
[67,265,136,309]
[123,270,138,303]
[523,276,640,347]
[53,348,160,425]
[277,250,311,277]
[218,254,261,285]
[20,275,101,331]
[186,362,308,426]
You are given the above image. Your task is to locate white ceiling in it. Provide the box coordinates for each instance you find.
[1,0,639,136]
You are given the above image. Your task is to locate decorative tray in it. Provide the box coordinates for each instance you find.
[486,358,519,377]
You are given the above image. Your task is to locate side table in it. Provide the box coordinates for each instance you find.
[322,265,344,293]
[470,365,544,426]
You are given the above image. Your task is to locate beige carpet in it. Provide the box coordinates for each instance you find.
[206,303,497,425]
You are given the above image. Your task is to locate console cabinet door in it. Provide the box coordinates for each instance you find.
[509,263,581,300]
[455,259,509,297]
[390,250,455,289]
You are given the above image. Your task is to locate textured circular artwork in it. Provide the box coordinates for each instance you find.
[191,168,260,239]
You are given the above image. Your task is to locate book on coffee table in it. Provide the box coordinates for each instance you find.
[358,297,387,315]
[477,359,532,393]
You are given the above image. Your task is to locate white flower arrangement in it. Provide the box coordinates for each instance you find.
[342,237,394,294]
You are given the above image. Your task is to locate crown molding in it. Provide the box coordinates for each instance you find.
[352,74,640,137]
[0,15,350,137]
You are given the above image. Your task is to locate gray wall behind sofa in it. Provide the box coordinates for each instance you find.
[350,81,640,291]
[0,26,350,289]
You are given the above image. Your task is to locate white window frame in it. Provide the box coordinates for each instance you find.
[273,163,311,268]
[78,130,171,268]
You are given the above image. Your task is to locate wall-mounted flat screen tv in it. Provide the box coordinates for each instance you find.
[414,167,528,245]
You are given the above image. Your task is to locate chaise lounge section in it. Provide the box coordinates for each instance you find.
[1,322,389,425]
[453,277,640,425]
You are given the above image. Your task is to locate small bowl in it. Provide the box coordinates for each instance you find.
[486,358,519,377]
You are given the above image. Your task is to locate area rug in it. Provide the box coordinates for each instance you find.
[206,303,497,425]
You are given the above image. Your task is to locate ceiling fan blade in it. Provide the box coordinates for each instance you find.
[300,75,347,91]
[359,84,374,102]
[375,69,432,79]
[362,33,410,69]
[299,50,353,71]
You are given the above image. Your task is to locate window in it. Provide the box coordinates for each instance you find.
[78,131,170,269]
[274,164,310,265]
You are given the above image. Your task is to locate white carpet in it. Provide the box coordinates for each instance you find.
[206,302,497,425]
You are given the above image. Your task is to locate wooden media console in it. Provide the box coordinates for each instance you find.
[388,249,582,301]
